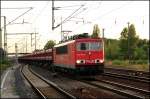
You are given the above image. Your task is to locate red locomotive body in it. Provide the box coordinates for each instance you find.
[18,34,104,74]
[53,38,104,73]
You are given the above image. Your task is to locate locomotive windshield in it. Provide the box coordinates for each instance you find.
[77,42,102,51]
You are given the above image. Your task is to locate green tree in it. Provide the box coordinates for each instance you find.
[105,39,119,60]
[134,47,145,60]
[91,24,100,38]
[44,40,56,50]
[128,24,139,61]
[136,39,149,60]
[119,24,139,61]
[119,27,128,59]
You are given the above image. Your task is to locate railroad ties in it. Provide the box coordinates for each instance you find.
[21,65,149,98]
[21,65,76,99]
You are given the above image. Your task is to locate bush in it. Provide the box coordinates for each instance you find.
[0,48,7,60]
[112,60,122,65]
[0,60,11,71]
[135,60,148,64]
[106,59,149,71]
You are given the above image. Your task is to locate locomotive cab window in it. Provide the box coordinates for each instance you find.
[77,42,102,51]
[81,43,88,50]
[77,43,89,51]
[90,42,102,50]
[56,45,68,54]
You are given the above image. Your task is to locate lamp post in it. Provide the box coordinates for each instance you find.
[15,43,18,64]
[102,28,105,63]
[61,16,63,41]
[3,16,7,55]
[1,16,7,58]
[127,22,130,64]
[148,48,149,66]
[0,28,2,48]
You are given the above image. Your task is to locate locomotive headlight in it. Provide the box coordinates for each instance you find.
[100,59,104,63]
[95,59,104,63]
[76,60,81,64]
[95,59,100,63]
[76,60,85,64]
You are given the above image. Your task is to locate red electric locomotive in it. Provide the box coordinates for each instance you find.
[18,33,104,74]
[53,35,104,74]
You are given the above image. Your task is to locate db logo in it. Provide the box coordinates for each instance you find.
[86,60,94,63]
[89,52,91,55]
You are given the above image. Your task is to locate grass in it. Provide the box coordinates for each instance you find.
[105,59,149,72]
[0,59,11,97]
[0,59,11,71]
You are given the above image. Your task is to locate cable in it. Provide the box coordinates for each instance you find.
[80,1,102,17]
[32,1,50,24]
[56,4,85,8]
[61,7,87,26]
[72,1,132,33]
[54,4,85,29]
[92,1,132,21]
[68,2,102,32]
[1,7,33,28]
[68,7,87,20]
[2,7,33,9]
[60,4,85,24]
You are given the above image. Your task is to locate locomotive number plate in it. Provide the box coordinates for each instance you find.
[86,60,94,63]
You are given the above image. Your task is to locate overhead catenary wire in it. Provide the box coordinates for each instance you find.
[72,1,132,33]
[60,2,100,25]
[55,4,85,8]
[63,1,101,25]
[1,7,33,28]
[32,1,50,24]
[92,1,132,21]
[54,4,86,29]
[68,7,87,21]
[67,2,103,33]
[8,7,33,25]
[56,7,87,25]
[2,7,33,9]
[54,2,88,21]
[53,2,96,28]
[77,1,102,18]
[58,4,85,26]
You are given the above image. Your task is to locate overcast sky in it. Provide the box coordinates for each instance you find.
[1,1,149,53]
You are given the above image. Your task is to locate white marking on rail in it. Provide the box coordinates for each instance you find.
[1,70,10,90]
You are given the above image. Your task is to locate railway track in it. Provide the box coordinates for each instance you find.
[21,65,76,99]
[95,77,149,94]
[23,65,149,98]
[104,72,150,83]
[104,67,150,78]
[30,65,127,98]
[81,79,149,99]
[50,67,149,98]
[78,75,150,99]
[66,75,149,99]
[73,71,150,99]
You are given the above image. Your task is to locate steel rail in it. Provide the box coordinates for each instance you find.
[61,73,146,99]
[104,72,150,83]
[94,78,150,95]
[82,80,145,99]
[28,66,76,99]
[21,66,46,98]
[104,67,150,77]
